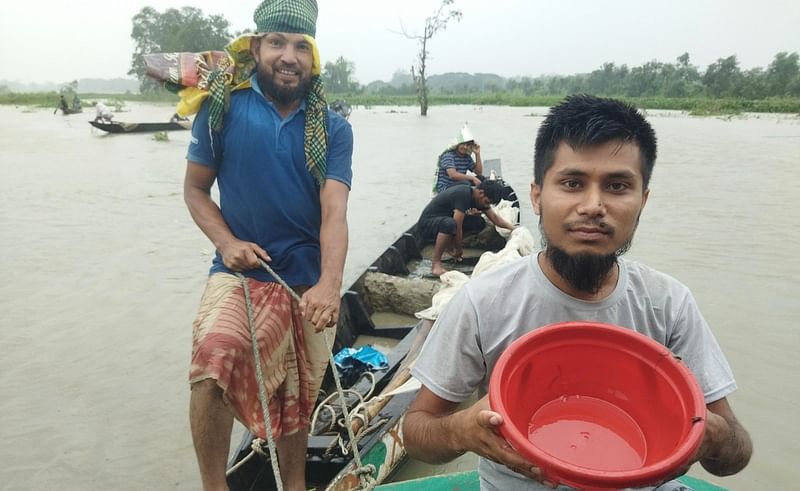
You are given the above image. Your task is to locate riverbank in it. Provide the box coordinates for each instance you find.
[3,91,799,116]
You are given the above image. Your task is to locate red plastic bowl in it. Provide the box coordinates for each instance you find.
[488,321,706,490]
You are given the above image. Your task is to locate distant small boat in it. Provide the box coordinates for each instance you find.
[88,120,191,133]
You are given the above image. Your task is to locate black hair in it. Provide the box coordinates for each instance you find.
[534,94,657,189]
[477,179,504,205]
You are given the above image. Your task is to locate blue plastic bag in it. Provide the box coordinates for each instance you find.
[333,345,388,370]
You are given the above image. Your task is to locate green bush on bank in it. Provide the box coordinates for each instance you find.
[3,90,798,115]
[331,93,800,115]
[0,90,180,108]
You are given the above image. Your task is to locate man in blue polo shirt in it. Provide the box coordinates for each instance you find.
[181,1,353,489]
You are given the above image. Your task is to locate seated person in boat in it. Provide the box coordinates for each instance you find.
[404,95,752,490]
[418,179,516,277]
[93,102,114,123]
[181,1,353,490]
[434,124,484,193]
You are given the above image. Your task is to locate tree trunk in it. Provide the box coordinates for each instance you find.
[420,78,428,116]
[419,36,429,116]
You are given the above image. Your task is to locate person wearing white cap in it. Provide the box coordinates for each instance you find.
[93,102,114,123]
[434,124,484,193]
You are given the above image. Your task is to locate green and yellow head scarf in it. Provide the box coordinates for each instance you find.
[145,0,328,184]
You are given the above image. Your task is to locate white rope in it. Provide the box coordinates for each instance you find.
[310,388,365,435]
[310,372,377,436]
[232,260,377,490]
[238,274,285,491]
[225,438,267,477]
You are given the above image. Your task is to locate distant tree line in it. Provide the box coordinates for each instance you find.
[124,7,797,103]
[361,52,800,100]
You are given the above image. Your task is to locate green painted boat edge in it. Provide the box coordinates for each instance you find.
[375,470,480,491]
[374,470,729,491]
[677,474,728,491]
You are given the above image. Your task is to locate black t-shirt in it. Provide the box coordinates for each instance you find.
[419,185,475,220]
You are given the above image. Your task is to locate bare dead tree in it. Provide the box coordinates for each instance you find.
[400,0,462,116]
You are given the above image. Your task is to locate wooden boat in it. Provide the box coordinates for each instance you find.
[226,181,520,491]
[88,120,191,133]
[373,470,730,491]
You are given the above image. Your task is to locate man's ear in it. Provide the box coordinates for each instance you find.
[249,37,260,60]
[530,180,542,216]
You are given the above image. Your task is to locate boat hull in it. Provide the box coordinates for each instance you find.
[226,181,521,491]
[88,120,191,133]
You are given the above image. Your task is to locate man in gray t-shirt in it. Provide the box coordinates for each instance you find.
[403,95,753,491]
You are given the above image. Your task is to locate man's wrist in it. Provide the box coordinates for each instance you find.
[443,411,467,456]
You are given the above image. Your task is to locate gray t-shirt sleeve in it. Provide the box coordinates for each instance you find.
[411,285,487,402]
[667,289,737,404]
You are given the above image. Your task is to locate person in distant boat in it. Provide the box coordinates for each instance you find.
[417,180,516,276]
[434,124,484,193]
[93,102,114,123]
[181,1,353,490]
[56,94,69,114]
[403,95,753,490]
[71,94,82,112]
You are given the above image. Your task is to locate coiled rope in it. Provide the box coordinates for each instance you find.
[228,259,376,490]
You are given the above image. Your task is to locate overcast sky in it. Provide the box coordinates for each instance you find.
[1,0,797,84]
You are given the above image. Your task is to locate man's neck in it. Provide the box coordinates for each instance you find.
[537,252,620,301]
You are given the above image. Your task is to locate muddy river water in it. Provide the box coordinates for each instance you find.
[1,103,798,489]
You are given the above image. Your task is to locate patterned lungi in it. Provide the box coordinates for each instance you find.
[190,273,333,439]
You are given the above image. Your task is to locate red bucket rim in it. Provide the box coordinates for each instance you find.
[488,321,706,488]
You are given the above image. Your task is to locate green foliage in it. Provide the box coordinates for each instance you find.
[107,98,125,112]
[328,92,800,115]
[363,52,799,105]
[153,131,169,141]
[5,47,800,117]
[765,52,800,96]
[129,6,232,92]
[2,89,799,116]
[322,57,361,93]
[0,91,64,107]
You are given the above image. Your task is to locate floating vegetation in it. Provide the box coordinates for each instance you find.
[153,131,169,141]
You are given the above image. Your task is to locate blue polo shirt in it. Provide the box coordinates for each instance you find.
[187,76,353,285]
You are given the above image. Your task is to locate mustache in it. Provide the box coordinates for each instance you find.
[565,218,615,235]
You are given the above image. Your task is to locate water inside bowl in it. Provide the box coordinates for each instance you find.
[528,395,647,471]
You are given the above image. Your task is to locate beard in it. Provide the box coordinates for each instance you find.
[539,219,634,294]
[256,64,311,106]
